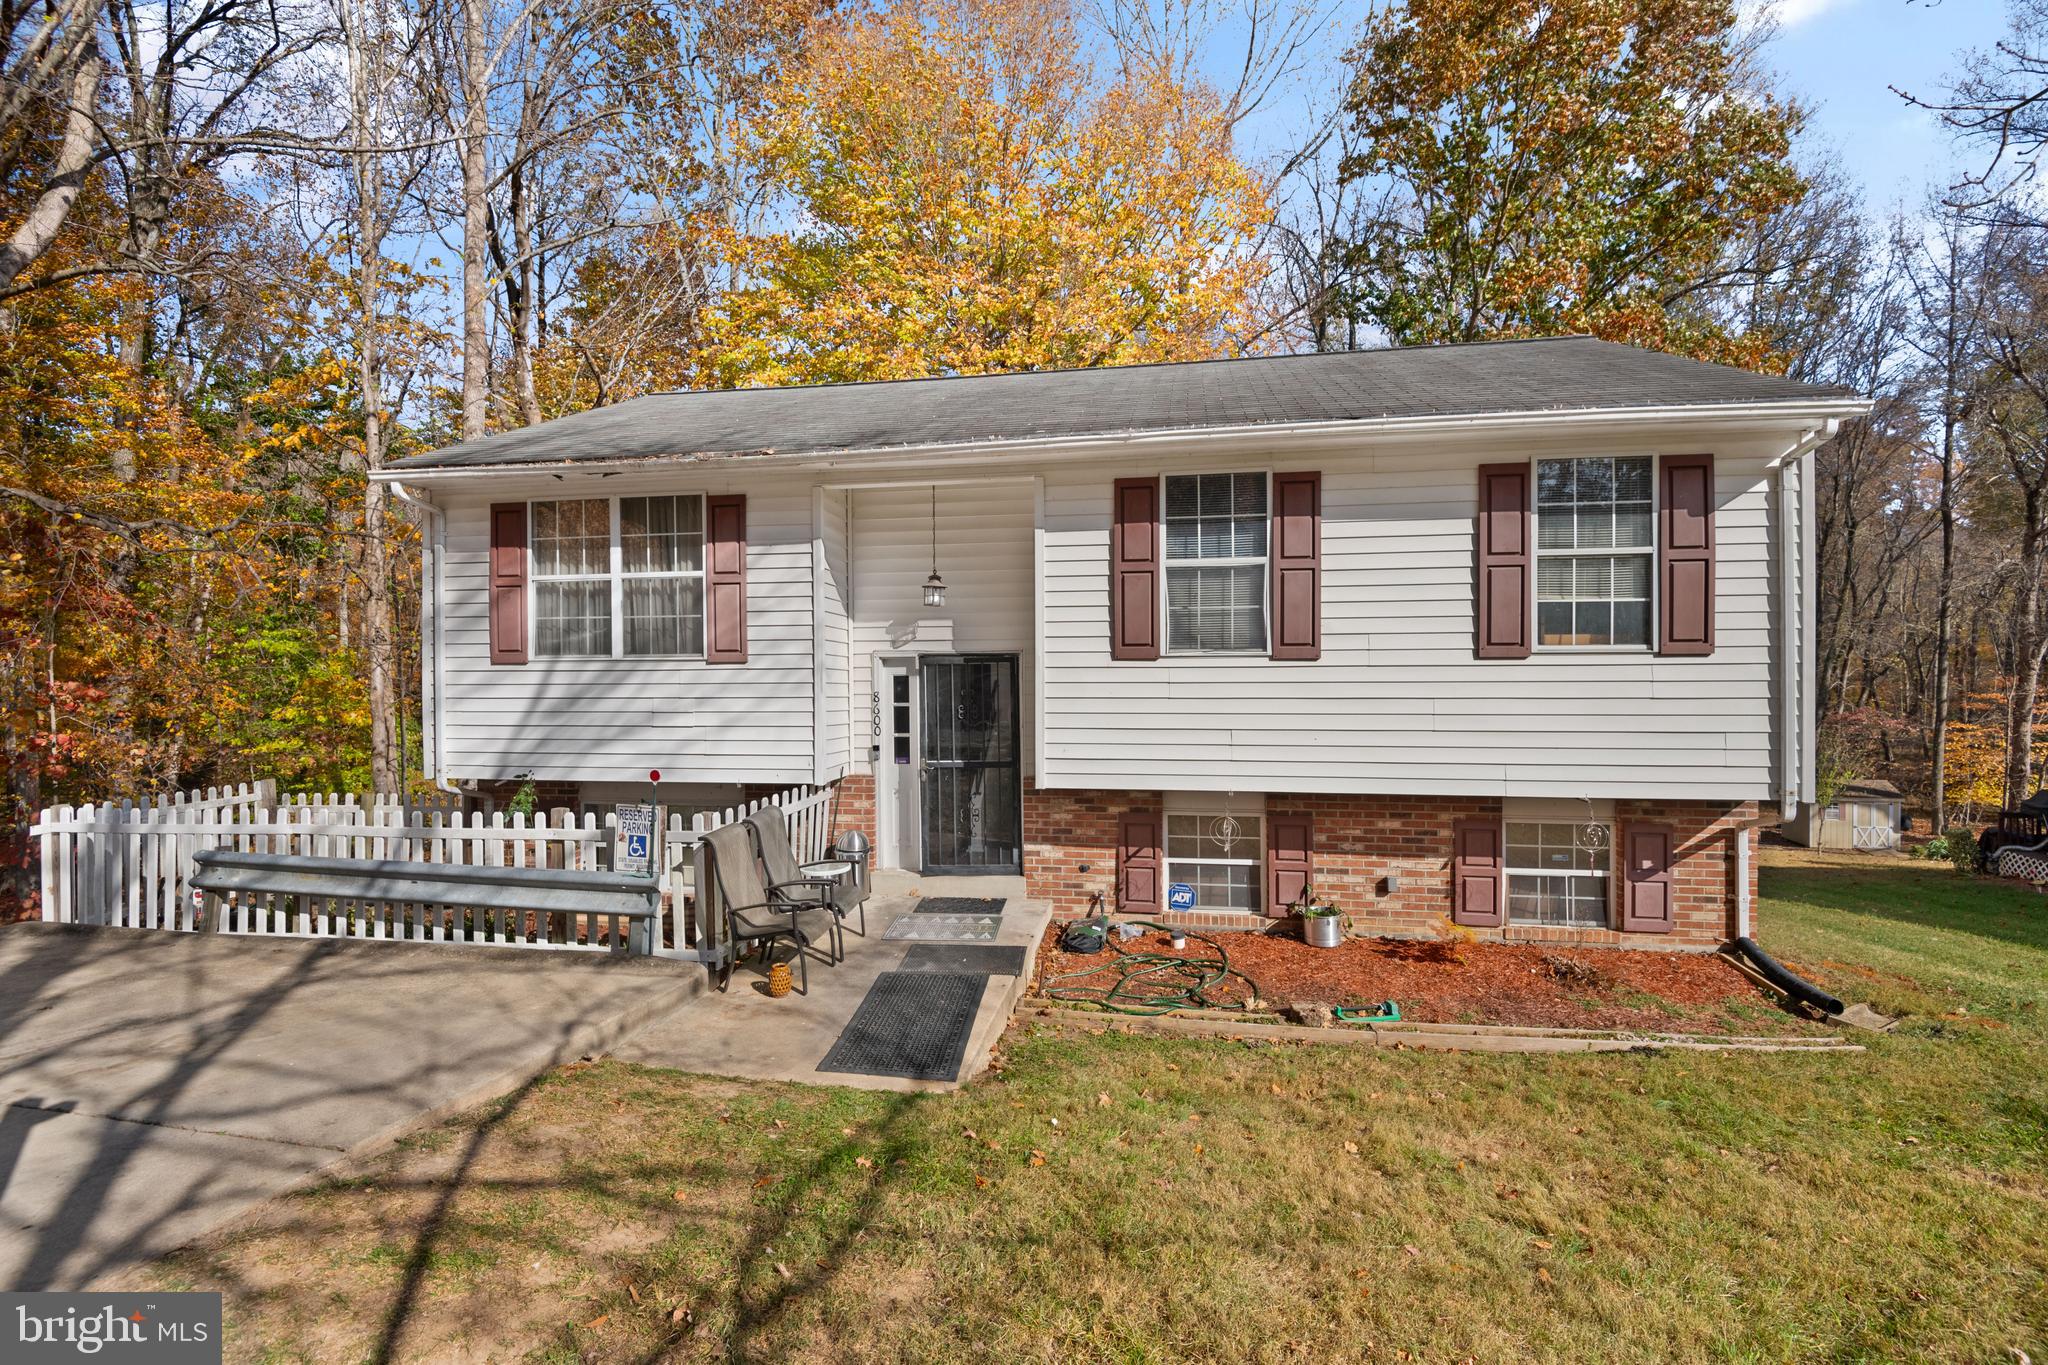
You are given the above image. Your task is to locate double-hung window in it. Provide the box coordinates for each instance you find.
[1164,472,1267,652]
[531,494,705,658]
[1505,821,1612,928]
[1165,811,1264,913]
[1535,456,1653,648]
[531,498,613,657]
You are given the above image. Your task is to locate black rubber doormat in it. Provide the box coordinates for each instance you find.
[817,971,990,1083]
[898,943,1030,976]
[913,896,1007,915]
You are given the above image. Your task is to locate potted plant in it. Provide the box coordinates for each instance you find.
[1292,886,1344,949]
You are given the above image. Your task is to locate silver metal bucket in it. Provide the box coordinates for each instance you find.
[1303,913,1344,949]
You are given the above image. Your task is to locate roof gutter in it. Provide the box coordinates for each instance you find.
[370,397,1872,484]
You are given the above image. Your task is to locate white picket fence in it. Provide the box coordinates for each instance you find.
[30,781,836,962]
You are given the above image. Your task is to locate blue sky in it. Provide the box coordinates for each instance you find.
[1765,0,2010,209]
[1222,0,2016,217]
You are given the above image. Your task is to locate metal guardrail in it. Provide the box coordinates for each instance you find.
[191,849,660,954]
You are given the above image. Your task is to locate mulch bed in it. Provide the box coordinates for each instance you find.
[1034,924,1820,1035]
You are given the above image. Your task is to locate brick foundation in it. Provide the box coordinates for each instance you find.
[472,779,579,812]
[829,772,876,848]
[1019,784,1759,952]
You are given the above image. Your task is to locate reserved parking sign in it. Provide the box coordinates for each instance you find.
[614,802,657,876]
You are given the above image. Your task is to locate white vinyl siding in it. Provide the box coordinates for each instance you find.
[1039,431,1791,801]
[816,485,852,779]
[844,481,1036,780]
[424,422,1810,803]
[435,474,816,785]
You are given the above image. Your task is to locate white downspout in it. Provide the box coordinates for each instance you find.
[1734,816,1752,940]
[387,481,456,793]
[1778,421,1838,820]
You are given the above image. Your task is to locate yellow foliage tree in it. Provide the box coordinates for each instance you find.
[1942,685,2048,824]
[696,0,1273,386]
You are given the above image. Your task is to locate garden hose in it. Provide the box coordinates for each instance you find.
[1044,921,1260,1015]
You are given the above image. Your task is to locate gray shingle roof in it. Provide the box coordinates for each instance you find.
[389,335,1864,472]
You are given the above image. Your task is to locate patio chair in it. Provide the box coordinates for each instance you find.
[742,809,866,958]
[699,823,837,994]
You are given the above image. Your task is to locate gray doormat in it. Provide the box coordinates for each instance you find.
[898,943,1030,976]
[882,914,1003,942]
[817,971,990,1082]
[913,896,1008,915]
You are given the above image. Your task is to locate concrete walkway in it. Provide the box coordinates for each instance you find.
[613,873,1050,1092]
[0,923,700,1290]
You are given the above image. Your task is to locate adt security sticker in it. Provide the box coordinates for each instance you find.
[1166,883,1196,911]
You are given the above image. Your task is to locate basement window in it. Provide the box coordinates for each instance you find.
[1505,821,1612,929]
[1165,811,1264,914]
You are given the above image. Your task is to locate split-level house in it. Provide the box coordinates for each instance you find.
[378,337,1867,950]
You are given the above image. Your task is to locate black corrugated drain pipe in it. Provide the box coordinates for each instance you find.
[1732,936,1846,1017]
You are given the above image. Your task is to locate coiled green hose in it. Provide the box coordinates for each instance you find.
[1043,921,1260,1015]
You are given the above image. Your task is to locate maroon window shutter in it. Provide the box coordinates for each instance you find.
[706,494,747,664]
[1658,454,1715,656]
[1117,810,1161,912]
[488,502,528,665]
[1266,813,1313,917]
[1110,477,1160,661]
[1475,463,1532,659]
[1622,825,1676,933]
[1270,472,1321,660]
[1450,819,1504,927]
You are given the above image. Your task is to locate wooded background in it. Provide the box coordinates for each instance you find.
[8,0,2048,906]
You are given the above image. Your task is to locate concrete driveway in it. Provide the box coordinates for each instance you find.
[0,923,700,1290]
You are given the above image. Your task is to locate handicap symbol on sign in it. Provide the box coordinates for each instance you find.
[1166,883,1196,911]
[624,833,649,859]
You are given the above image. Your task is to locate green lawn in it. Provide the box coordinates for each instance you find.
[147,850,2048,1362]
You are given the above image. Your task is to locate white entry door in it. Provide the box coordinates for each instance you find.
[878,659,922,870]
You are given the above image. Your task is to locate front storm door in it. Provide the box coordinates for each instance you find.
[920,654,1023,874]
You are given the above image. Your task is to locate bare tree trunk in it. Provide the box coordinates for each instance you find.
[2006,494,2047,809]
[509,161,541,425]
[0,50,102,291]
[1933,405,1957,827]
[458,0,491,440]
[343,0,402,794]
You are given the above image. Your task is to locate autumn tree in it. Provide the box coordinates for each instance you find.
[1335,0,1806,365]
[1965,221,2048,806]
[697,0,1273,386]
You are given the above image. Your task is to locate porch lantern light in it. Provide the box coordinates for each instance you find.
[923,484,947,607]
